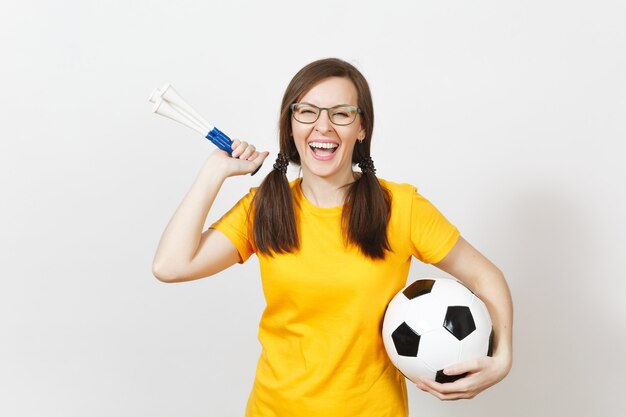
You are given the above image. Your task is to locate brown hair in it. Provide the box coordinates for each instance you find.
[251,58,391,259]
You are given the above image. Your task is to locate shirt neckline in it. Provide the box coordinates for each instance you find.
[294,178,344,216]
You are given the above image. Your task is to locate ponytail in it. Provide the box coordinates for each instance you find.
[342,156,391,259]
[252,154,299,256]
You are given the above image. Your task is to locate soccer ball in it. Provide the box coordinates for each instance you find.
[382,278,493,384]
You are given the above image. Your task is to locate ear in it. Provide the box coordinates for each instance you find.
[357,127,366,142]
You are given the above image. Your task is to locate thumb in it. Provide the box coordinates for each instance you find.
[255,151,270,164]
[444,358,484,376]
[247,151,270,176]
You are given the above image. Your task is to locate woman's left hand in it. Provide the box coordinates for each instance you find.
[414,353,511,400]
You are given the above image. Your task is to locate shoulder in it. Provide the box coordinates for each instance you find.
[377,177,419,199]
[241,186,260,202]
[288,178,301,191]
[244,178,301,209]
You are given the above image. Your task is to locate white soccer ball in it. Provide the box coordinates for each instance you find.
[382,278,493,384]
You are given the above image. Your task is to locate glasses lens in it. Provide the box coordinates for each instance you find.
[329,106,357,125]
[292,104,360,125]
[292,104,319,123]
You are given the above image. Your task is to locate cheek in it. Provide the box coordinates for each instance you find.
[290,126,307,155]
[291,123,312,142]
[338,128,359,145]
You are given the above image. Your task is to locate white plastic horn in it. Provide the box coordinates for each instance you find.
[148,87,162,104]
[151,97,207,136]
[153,83,214,132]
[148,83,261,174]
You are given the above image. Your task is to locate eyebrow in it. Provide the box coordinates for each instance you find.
[298,102,358,108]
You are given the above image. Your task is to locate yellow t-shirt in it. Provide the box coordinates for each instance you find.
[210,178,460,417]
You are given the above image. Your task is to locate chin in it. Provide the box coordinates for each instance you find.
[308,161,353,180]
[305,164,337,178]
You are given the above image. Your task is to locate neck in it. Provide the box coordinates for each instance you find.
[299,168,357,208]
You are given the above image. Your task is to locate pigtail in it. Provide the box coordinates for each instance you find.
[342,147,391,259]
[252,153,299,256]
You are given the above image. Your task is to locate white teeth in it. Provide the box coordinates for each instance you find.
[309,142,338,149]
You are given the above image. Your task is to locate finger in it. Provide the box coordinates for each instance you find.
[444,358,483,376]
[417,381,471,401]
[231,142,247,158]
[415,380,429,392]
[255,151,270,164]
[418,377,468,396]
[239,144,256,160]
[250,151,270,168]
[237,151,268,175]
[234,150,268,173]
[230,139,241,151]
[231,141,248,158]
[416,379,455,401]
[418,377,447,393]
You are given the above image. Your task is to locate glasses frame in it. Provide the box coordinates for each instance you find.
[290,102,363,126]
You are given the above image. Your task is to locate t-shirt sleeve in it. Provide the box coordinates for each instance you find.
[209,188,257,264]
[409,186,460,264]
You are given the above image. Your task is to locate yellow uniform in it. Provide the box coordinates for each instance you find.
[211,178,460,416]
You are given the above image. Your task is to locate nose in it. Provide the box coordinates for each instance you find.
[314,108,333,133]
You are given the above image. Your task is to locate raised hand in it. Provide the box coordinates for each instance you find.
[203,139,269,178]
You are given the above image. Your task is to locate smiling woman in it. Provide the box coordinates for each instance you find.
[252,62,391,260]
[152,57,513,417]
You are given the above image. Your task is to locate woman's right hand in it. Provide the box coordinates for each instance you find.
[203,139,270,178]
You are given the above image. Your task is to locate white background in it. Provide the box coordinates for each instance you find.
[2,1,625,416]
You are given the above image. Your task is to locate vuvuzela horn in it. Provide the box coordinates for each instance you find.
[149,84,262,175]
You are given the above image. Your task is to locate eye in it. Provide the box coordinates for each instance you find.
[331,109,352,119]
[295,104,317,114]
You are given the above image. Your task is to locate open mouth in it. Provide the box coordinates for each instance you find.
[309,141,339,157]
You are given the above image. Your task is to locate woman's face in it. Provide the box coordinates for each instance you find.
[291,77,365,181]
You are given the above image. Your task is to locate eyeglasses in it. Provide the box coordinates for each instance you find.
[290,102,363,126]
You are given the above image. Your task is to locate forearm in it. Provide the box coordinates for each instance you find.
[475,270,513,373]
[434,237,514,374]
[152,164,227,275]
[415,271,513,399]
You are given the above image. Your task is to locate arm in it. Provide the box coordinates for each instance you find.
[415,236,513,400]
[152,140,268,283]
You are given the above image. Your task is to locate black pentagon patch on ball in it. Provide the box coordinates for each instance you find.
[392,322,421,357]
[435,370,469,384]
[402,279,435,300]
[443,306,476,340]
[487,327,494,357]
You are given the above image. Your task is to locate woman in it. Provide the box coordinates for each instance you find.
[152,58,513,416]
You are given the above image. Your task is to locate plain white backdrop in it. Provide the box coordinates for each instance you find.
[2,1,625,416]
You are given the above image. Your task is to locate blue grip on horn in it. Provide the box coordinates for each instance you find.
[206,127,233,154]
[205,127,262,176]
